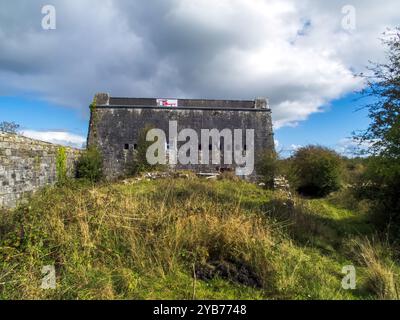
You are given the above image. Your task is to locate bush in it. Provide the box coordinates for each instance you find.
[355,156,400,238]
[290,145,343,197]
[76,146,103,182]
[56,146,67,184]
[342,157,367,185]
[256,150,279,188]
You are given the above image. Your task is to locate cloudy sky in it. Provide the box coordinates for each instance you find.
[0,0,399,153]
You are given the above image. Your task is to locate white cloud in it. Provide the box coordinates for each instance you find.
[0,0,399,127]
[276,143,304,158]
[290,144,303,152]
[20,130,86,148]
[335,137,372,157]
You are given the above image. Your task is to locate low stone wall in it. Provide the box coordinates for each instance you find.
[0,133,82,208]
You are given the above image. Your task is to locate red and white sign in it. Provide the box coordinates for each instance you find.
[157,99,178,107]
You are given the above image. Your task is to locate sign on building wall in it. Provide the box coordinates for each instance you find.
[157,99,178,107]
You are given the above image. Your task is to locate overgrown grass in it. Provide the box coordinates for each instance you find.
[0,176,398,300]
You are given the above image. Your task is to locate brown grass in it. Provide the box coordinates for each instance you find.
[353,237,399,300]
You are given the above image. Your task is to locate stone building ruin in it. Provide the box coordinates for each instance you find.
[87,93,275,179]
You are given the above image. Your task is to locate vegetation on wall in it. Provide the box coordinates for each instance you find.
[56,146,67,184]
[129,125,166,176]
[89,97,98,141]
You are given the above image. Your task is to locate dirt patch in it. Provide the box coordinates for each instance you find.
[195,259,263,288]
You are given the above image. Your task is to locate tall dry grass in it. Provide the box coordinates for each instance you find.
[352,237,400,300]
[1,177,398,300]
[0,179,281,299]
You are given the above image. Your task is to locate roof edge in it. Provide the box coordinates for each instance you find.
[93,93,270,110]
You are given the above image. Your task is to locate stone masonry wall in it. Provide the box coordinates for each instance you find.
[0,133,82,208]
[88,107,274,179]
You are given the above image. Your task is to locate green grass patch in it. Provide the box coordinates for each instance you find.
[0,176,398,299]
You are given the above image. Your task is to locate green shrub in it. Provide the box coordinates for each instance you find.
[256,150,279,188]
[290,145,343,197]
[342,157,367,185]
[56,147,67,184]
[355,156,400,238]
[76,146,103,182]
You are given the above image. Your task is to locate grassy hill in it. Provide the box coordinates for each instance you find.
[0,175,399,300]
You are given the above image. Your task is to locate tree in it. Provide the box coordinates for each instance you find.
[354,28,400,238]
[0,121,20,134]
[355,28,400,159]
[290,145,343,198]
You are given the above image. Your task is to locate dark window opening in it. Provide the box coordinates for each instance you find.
[209,144,212,151]
[133,144,138,150]
[124,144,129,150]
[198,144,202,151]
[244,144,247,151]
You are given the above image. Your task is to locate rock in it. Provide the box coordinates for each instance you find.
[206,175,218,180]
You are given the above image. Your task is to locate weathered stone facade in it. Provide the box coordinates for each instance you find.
[0,133,81,208]
[88,93,275,179]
